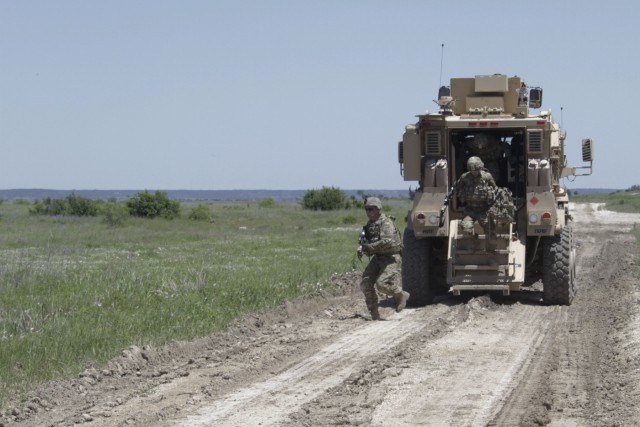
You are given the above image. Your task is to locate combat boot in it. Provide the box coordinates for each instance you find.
[395,291,410,313]
[369,306,381,321]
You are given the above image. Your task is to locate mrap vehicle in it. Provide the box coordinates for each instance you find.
[398,73,593,305]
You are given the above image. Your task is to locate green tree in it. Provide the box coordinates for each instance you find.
[126,191,181,219]
[66,192,99,216]
[301,186,347,211]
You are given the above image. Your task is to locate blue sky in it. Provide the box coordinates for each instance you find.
[1,1,636,190]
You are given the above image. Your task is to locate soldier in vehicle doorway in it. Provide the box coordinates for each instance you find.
[456,156,497,235]
[464,133,507,181]
[358,197,408,320]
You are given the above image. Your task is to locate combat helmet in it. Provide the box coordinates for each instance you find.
[467,156,484,171]
[364,197,383,209]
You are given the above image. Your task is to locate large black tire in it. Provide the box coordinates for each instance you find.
[429,237,450,296]
[542,226,576,305]
[402,228,435,306]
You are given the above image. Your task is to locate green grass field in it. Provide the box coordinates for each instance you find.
[0,198,411,406]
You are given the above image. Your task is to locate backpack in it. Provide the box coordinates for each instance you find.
[488,187,515,223]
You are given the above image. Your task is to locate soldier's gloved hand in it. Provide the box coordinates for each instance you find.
[362,244,373,256]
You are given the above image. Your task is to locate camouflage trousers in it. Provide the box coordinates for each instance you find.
[360,254,403,312]
[460,206,491,233]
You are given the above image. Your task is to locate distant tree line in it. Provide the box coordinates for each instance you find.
[29,191,188,226]
[30,191,180,219]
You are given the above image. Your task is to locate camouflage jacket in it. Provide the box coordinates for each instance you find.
[363,214,403,256]
[456,170,497,209]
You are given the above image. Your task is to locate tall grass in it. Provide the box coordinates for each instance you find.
[0,199,410,405]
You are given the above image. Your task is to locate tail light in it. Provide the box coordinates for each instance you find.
[529,212,552,225]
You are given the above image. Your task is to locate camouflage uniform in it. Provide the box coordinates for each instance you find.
[359,199,405,320]
[456,159,497,233]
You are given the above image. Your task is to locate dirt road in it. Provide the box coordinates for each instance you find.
[4,203,640,427]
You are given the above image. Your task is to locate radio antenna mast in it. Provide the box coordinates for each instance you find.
[435,44,453,113]
[439,43,445,87]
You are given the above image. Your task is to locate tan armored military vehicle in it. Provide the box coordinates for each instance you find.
[398,74,593,305]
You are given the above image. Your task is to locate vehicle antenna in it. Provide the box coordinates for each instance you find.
[439,43,445,87]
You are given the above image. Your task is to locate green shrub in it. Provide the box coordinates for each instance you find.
[66,193,99,216]
[302,186,347,211]
[29,194,99,217]
[30,197,68,215]
[258,198,276,208]
[126,191,181,219]
[101,202,130,227]
[188,204,213,222]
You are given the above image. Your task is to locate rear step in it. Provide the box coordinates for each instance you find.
[453,264,505,271]
[451,284,511,296]
[455,249,511,255]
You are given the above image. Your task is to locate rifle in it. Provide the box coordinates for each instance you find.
[357,228,367,261]
[439,185,456,227]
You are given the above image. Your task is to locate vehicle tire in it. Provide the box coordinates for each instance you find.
[542,226,576,305]
[402,228,435,306]
[430,237,450,296]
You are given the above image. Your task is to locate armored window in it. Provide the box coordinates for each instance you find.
[424,132,442,155]
[527,130,543,154]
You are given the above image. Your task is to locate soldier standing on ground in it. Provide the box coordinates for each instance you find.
[456,156,497,234]
[358,197,408,320]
